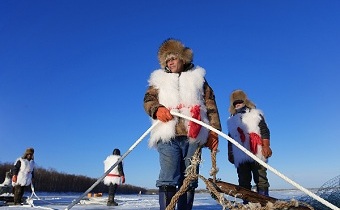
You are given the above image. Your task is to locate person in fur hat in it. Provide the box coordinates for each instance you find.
[143,38,221,210]
[103,148,125,206]
[227,90,272,200]
[12,147,35,205]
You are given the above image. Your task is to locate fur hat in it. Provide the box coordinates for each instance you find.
[22,147,34,159]
[229,90,256,115]
[158,38,193,68]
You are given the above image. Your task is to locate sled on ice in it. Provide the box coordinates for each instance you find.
[208,178,312,210]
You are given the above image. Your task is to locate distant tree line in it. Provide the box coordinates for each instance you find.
[0,162,146,194]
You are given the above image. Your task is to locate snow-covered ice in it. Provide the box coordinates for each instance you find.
[0,189,310,210]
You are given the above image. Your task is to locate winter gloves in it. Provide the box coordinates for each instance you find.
[12,175,17,183]
[228,138,272,165]
[155,106,219,151]
[121,176,125,184]
[261,139,272,158]
[156,107,173,122]
[205,131,219,151]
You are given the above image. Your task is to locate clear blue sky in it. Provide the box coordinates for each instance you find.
[1,1,339,190]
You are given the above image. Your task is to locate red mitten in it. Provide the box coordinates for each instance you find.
[12,175,17,183]
[121,176,125,184]
[249,132,262,154]
[156,107,173,122]
[188,105,202,138]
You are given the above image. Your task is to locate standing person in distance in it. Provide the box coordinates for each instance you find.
[103,148,125,206]
[143,38,221,210]
[12,147,35,205]
[227,89,272,199]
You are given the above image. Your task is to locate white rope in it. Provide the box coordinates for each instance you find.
[170,110,339,210]
[29,183,42,201]
[65,121,160,210]
[25,183,54,210]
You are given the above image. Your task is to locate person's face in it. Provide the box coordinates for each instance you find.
[234,103,245,110]
[26,153,33,160]
[166,57,184,73]
[233,100,245,110]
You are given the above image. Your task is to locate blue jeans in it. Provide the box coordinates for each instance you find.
[156,136,199,188]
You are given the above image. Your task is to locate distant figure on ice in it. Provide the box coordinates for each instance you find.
[0,170,13,194]
[143,38,222,210]
[227,90,272,199]
[103,148,125,206]
[12,147,35,205]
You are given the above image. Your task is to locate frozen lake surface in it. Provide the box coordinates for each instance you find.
[0,189,310,210]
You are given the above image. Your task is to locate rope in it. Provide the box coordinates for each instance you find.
[165,144,314,210]
[165,146,203,210]
[210,150,218,182]
[169,111,338,210]
[26,183,55,210]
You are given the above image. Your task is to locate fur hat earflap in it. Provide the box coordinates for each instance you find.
[22,147,34,159]
[229,89,256,115]
[158,38,193,68]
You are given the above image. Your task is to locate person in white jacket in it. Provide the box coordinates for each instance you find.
[143,38,221,210]
[227,90,272,201]
[103,148,125,206]
[12,147,35,205]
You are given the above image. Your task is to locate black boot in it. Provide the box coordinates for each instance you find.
[186,188,195,210]
[107,183,118,206]
[112,197,118,206]
[159,185,176,210]
[257,187,269,196]
[177,188,195,210]
[107,195,118,206]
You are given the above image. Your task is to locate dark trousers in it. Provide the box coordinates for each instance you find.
[13,185,26,204]
[108,183,117,197]
[237,161,269,191]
